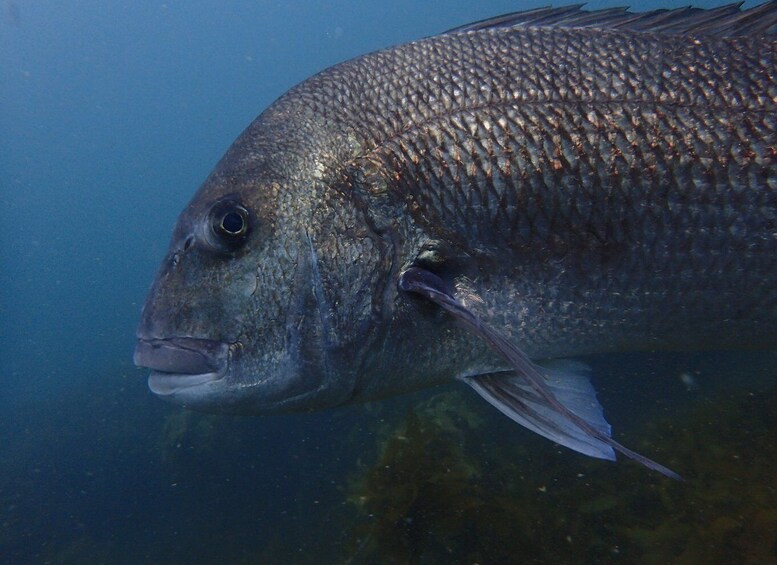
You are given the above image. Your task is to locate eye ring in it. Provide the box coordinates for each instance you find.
[208,200,251,249]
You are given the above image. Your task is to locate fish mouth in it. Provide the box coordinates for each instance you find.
[133,337,229,396]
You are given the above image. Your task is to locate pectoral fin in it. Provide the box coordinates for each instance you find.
[399,266,681,480]
[466,362,615,460]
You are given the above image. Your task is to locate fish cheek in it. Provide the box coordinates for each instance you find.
[182,250,256,341]
[307,199,391,377]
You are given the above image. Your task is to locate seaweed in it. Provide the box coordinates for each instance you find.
[345,386,777,564]
[346,392,541,563]
[157,409,220,472]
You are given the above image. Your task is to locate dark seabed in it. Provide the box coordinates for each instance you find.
[1,1,776,563]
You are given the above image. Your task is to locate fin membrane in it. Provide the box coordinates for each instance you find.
[399,267,681,480]
[466,362,614,461]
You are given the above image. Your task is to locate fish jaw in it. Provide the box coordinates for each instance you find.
[133,337,229,398]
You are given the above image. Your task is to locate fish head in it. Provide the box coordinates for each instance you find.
[134,110,388,414]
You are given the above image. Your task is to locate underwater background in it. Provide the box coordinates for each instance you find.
[2,1,776,563]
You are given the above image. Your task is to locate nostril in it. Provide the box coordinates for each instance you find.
[182,236,194,251]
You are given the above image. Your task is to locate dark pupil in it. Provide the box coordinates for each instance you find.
[221,211,244,234]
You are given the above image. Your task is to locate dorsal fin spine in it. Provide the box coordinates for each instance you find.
[443,2,777,38]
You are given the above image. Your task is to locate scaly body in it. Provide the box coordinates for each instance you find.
[294,23,777,398]
[135,5,777,475]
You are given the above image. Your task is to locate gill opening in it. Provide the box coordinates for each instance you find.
[305,230,335,386]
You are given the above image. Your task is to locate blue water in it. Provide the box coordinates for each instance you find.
[2,1,776,563]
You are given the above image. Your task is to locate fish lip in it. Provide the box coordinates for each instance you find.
[146,370,223,396]
[133,337,229,396]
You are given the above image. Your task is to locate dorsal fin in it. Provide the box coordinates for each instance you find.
[444,2,777,37]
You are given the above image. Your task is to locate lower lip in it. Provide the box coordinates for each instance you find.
[148,371,222,396]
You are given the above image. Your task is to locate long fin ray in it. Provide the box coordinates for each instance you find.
[399,267,681,480]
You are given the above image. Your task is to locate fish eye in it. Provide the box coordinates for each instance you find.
[209,200,250,249]
[220,211,245,235]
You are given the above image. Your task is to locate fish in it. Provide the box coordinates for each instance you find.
[134,4,777,480]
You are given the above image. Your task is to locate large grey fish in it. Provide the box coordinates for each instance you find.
[134,4,777,479]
